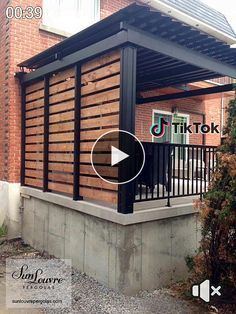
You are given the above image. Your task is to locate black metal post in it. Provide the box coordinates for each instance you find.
[118,45,137,214]
[73,64,83,201]
[21,85,26,186]
[43,76,49,192]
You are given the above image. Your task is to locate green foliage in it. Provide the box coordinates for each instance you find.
[0,225,7,238]
[185,255,195,272]
[193,89,236,293]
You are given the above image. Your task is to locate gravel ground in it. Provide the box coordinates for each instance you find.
[0,239,209,314]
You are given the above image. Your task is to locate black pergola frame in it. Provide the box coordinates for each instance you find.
[18,5,236,214]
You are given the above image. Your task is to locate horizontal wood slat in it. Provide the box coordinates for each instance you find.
[49,89,75,104]
[81,50,120,74]
[50,68,75,85]
[81,114,118,130]
[25,153,43,161]
[48,172,73,184]
[25,169,43,179]
[49,100,74,114]
[48,153,74,163]
[49,111,74,123]
[81,88,119,108]
[49,132,74,143]
[26,98,44,111]
[80,140,119,152]
[25,126,44,136]
[25,161,43,170]
[81,61,120,85]
[80,187,118,204]
[81,74,120,96]
[80,164,118,178]
[26,81,44,94]
[48,182,73,194]
[50,78,75,95]
[81,102,119,118]
[25,117,44,127]
[26,89,44,102]
[49,143,74,152]
[81,128,119,141]
[48,163,73,173]
[26,108,44,119]
[25,135,44,144]
[80,153,110,164]
[80,176,118,191]
[25,177,43,188]
[25,144,44,152]
[49,122,74,133]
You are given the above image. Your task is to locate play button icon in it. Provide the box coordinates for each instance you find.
[91,130,145,185]
[111,146,129,166]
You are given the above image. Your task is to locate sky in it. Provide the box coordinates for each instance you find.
[202,0,236,33]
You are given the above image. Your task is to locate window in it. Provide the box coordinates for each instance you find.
[152,110,189,144]
[43,0,100,34]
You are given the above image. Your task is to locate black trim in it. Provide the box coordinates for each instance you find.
[73,64,83,201]
[21,85,26,186]
[20,31,128,85]
[118,45,137,214]
[137,83,235,104]
[43,76,50,192]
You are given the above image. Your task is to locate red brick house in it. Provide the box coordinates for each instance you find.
[0,0,234,233]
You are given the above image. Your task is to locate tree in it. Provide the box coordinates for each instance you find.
[194,90,236,294]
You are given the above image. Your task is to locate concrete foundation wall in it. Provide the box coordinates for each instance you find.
[22,194,201,295]
[0,181,21,238]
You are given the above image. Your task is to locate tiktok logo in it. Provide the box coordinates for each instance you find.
[150,117,169,138]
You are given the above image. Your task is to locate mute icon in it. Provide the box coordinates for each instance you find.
[192,279,221,303]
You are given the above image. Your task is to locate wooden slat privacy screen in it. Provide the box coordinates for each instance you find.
[80,50,120,204]
[23,49,120,205]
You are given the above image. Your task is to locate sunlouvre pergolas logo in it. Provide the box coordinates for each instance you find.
[6,259,72,309]
[150,117,220,138]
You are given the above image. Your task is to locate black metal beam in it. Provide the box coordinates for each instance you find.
[118,45,137,214]
[19,30,128,85]
[73,64,83,201]
[43,76,50,192]
[20,85,26,186]
[137,83,235,104]
[124,24,236,79]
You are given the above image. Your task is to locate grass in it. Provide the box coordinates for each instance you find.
[0,225,7,238]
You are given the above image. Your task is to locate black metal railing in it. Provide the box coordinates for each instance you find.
[135,142,217,206]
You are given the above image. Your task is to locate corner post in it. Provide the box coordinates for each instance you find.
[73,64,83,200]
[118,45,137,214]
[21,85,26,186]
[43,75,50,192]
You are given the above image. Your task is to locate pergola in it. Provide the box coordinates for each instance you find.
[18,3,236,214]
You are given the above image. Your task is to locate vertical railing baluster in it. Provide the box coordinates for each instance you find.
[178,146,180,195]
[157,144,160,199]
[167,144,171,207]
[151,144,154,199]
[182,145,185,196]
[173,145,176,197]
[162,145,165,198]
[196,147,199,194]
[192,146,194,194]
[187,146,190,195]
[204,147,207,194]
[200,147,203,200]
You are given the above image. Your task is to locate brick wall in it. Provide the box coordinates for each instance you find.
[0,0,64,182]
[100,0,133,18]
